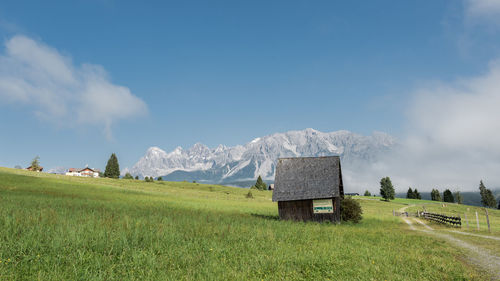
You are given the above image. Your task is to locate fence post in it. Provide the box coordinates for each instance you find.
[485,209,491,233]
[475,211,480,231]
[464,213,469,229]
[393,209,395,216]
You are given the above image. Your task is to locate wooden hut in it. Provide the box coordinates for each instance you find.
[272,156,344,222]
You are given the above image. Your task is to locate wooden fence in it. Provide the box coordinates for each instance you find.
[420,212,461,227]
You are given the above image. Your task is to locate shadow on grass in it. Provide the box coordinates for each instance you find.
[251,213,280,221]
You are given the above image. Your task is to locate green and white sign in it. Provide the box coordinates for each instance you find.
[313,199,333,214]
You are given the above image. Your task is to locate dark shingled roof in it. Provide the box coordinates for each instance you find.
[272,156,343,202]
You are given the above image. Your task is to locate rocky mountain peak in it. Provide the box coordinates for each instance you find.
[126,128,397,185]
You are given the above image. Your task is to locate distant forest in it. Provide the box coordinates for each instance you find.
[396,189,500,207]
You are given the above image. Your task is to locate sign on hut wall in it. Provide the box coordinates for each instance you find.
[313,199,333,214]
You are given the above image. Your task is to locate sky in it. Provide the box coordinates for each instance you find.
[1,0,500,190]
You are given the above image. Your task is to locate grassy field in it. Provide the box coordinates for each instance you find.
[0,167,492,280]
[405,198,500,256]
[406,201,500,235]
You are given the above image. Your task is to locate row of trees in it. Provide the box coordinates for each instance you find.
[406,187,421,199]
[429,188,462,203]
[379,176,499,209]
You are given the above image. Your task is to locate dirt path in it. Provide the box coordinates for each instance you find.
[447,230,500,241]
[399,205,500,280]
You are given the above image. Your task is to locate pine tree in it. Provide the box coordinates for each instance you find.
[30,156,41,171]
[123,172,133,179]
[380,177,395,201]
[406,187,414,199]
[414,189,421,200]
[483,189,496,208]
[104,153,120,178]
[479,180,486,205]
[252,175,267,190]
[364,190,371,197]
[454,191,463,204]
[479,180,496,208]
[135,176,139,180]
[431,189,442,201]
[443,189,454,203]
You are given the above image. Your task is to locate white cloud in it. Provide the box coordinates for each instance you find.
[409,61,500,155]
[465,0,500,22]
[360,60,500,192]
[0,35,147,139]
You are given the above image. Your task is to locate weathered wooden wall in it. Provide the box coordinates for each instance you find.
[277,197,340,223]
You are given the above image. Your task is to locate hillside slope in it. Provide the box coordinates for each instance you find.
[0,167,492,280]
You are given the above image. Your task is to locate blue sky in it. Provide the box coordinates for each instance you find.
[1,0,500,172]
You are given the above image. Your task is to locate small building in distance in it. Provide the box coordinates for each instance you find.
[66,167,100,178]
[272,156,344,223]
[26,166,43,172]
[345,192,359,196]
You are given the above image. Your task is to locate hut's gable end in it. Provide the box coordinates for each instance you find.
[272,156,341,202]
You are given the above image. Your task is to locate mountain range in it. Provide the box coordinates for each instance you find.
[124,128,397,187]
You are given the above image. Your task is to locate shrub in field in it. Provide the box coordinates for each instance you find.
[340,197,362,223]
[123,173,133,179]
[157,177,163,181]
[246,190,254,198]
[364,190,371,196]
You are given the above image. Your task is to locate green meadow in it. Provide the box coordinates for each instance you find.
[406,200,500,235]
[0,167,491,280]
[406,198,500,255]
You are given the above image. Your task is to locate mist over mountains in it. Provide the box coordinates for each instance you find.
[124,129,396,190]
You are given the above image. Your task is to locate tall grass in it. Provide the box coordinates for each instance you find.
[0,168,486,280]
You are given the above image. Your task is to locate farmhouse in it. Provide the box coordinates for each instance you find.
[272,156,344,222]
[66,167,100,178]
[345,192,359,196]
[26,166,43,172]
